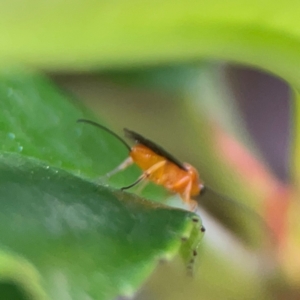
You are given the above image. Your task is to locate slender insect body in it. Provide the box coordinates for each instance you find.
[77,119,204,210]
[130,144,164,171]
[129,144,203,209]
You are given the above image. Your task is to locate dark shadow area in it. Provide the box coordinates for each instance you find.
[226,66,291,183]
[0,282,29,300]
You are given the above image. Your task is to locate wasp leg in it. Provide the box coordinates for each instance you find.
[135,179,149,195]
[189,199,198,212]
[98,157,134,185]
[181,180,198,211]
[121,160,166,190]
[105,157,134,178]
[172,175,190,190]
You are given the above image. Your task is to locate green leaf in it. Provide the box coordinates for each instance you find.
[0,71,204,299]
[1,1,300,85]
[0,70,128,179]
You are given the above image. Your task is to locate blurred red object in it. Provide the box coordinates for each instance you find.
[213,123,291,246]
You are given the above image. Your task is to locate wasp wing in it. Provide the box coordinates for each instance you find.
[124,128,187,171]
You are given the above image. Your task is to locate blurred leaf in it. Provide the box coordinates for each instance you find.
[1,1,300,86]
[0,282,29,300]
[0,71,204,299]
[139,247,269,300]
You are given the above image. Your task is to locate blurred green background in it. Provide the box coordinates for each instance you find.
[0,0,300,299]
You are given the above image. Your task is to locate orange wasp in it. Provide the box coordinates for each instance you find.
[77,119,275,243]
[77,119,205,211]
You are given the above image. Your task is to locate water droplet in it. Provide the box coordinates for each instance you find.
[7,133,15,140]
[17,145,23,152]
[45,166,50,169]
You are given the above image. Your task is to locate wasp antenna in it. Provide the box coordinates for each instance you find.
[77,119,131,151]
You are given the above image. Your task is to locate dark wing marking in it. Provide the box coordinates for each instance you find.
[124,128,187,171]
